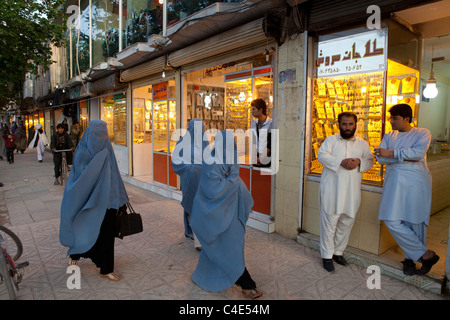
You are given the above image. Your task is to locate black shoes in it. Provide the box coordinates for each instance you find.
[401,254,440,276]
[418,255,439,275]
[322,259,335,272]
[333,255,349,266]
[322,255,350,272]
[401,259,417,275]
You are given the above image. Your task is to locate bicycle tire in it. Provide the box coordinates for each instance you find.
[60,154,68,186]
[0,251,17,300]
[0,225,23,261]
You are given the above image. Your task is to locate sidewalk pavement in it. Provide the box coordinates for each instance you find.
[0,149,448,301]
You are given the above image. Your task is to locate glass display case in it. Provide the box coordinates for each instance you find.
[225,77,252,132]
[224,67,273,164]
[309,59,420,184]
[113,94,127,145]
[185,84,225,132]
[153,101,168,152]
[133,98,152,144]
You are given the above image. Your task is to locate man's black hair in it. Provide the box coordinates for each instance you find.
[389,104,413,123]
[251,98,267,116]
[338,112,357,124]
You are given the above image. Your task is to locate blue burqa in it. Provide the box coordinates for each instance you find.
[171,119,210,238]
[190,130,254,292]
[59,120,129,255]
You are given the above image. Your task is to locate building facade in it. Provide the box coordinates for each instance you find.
[19,0,450,293]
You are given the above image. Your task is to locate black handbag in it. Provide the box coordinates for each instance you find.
[115,203,143,239]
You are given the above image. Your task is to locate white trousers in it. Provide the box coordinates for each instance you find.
[383,220,427,262]
[320,210,355,259]
[36,142,45,161]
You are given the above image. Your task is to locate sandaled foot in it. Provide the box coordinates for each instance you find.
[68,258,78,266]
[101,272,120,281]
[242,289,263,300]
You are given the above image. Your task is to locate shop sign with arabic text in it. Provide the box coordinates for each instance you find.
[315,29,387,77]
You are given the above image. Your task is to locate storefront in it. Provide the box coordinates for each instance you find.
[129,54,275,217]
[97,92,129,174]
[131,79,177,186]
[299,16,449,288]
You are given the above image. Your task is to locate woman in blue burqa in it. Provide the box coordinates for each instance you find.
[190,130,262,299]
[171,118,210,249]
[59,120,129,281]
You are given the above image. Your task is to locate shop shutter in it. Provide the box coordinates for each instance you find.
[308,0,435,33]
[121,18,267,82]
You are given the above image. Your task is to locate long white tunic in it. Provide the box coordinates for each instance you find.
[318,134,373,218]
[377,127,432,225]
[28,124,49,161]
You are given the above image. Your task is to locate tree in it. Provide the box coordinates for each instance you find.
[0,0,66,110]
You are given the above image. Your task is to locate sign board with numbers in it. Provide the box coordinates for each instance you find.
[315,29,387,78]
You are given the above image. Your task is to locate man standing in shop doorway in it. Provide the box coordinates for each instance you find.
[251,98,272,167]
[375,103,439,275]
[318,112,373,272]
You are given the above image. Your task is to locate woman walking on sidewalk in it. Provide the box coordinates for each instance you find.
[171,118,210,249]
[190,130,262,299]
[59,120,129,281]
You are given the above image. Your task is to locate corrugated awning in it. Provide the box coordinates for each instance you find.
[120,18,267,82]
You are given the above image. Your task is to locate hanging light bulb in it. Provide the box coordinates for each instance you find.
[162,69,166,78]
[423,62,438,99]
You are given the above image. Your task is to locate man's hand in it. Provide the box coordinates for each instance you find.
[374,147,394,158]
[340,158,360,170]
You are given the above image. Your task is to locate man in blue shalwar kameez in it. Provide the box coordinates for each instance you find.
[375,104,439,275]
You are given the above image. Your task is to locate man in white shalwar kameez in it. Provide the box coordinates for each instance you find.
[375,104,439,275]
[318,112,373,272]
[28,124,49,162]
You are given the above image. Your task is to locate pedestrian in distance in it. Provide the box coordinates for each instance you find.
[190,130,262,299]
[28,124,49,162]
[0,128,6,161]
[375,104,439,275]
[59,120,129,282]
[318,112,373,272]
[2,132,17,164]
[27,125,35,146]
[70,119,81,150]
[51,123,74,185]
[171,118,210,250]
[14,123,27,154]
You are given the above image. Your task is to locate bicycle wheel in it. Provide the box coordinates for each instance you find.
[0,225,23,261]
[60,153,68,186]
[0,251,17,300]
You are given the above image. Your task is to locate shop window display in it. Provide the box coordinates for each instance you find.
[309,59,419,185]
[100,94,128,145]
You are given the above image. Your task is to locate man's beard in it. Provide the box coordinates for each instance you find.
[339,127,356,139]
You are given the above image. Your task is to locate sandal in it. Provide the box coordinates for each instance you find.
[100,272,121,281]
[242,288,263,300]
[68,258,78,266]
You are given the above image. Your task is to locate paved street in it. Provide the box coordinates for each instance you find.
[0,149,448,302]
